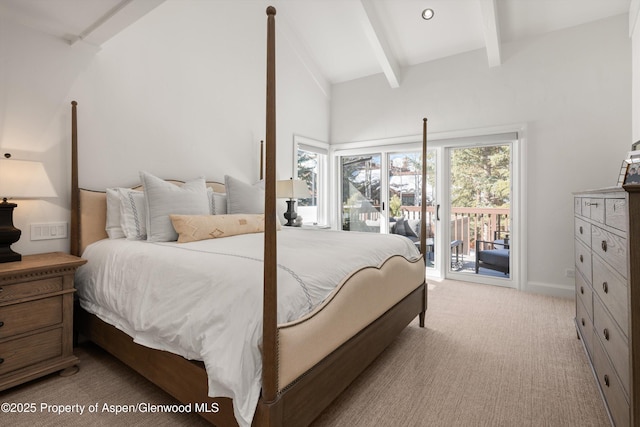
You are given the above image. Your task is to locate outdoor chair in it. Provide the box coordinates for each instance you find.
[475,237,509,275]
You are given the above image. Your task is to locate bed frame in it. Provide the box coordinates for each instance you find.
[70,7,429,426]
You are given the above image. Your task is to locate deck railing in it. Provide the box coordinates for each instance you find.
[342,205,509,256]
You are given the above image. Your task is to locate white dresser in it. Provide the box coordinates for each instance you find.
[574,186,640,426]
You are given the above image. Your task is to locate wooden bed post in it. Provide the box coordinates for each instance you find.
[419,118,428,327]
[70,101,80,257]
[262,5,279,405]
[420,118,428,260]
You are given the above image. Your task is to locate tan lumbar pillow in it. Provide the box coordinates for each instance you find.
[170,214,279,243]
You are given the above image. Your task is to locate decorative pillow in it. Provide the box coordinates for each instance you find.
[393,217,407,236]
[170,214,280,243]
[225,175,264,215]
[118,188,147,240]
[405,219,420,238]
[226,176,289,225]
[105,188,125,239]
[208,190,228,215]
[140,171,210,242]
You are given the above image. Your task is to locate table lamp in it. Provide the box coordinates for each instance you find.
[276,178,310,226]
[0,154,58,263]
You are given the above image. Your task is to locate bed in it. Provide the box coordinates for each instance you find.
[70,7,429,427]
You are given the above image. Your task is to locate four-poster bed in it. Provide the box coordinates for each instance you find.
[70,7,428,427]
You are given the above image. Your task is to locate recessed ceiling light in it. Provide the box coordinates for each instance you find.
[422,8,434,20]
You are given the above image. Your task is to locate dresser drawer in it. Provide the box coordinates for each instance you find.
[574,197,582,215]
[605,198,627,232]
[592,226,627,278]
[0,328,62,375]
[576,297,593,356]
[0,277,63,303]
[593,296,629,396]
[574,217,591,247]
[575,270,592,322]
[583,198,605,223]
[592,335,630,427]
[593,256,628,337]
[0,297,62,339]
[575,239,592,284]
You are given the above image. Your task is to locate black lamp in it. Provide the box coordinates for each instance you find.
[276,178,310,226]
[0,154,57,263]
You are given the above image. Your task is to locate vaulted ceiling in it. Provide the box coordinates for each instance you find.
[0,0,631,94]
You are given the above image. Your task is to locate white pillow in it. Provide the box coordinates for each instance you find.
[225,175,264,214]
[207,189,228,215]
[140,171,210,242]
[105,188,125,239]
[118,188,147,240]
[225,176,288,225]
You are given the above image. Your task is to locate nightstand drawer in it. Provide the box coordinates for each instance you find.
[0,328,62,375]
[0,277,63,303]
[0,296,62,339]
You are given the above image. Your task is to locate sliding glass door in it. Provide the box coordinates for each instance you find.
[388,151,437,271]
[340,154,383,233]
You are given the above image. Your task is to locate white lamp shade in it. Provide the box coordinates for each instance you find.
[276,179,310,199]
[0,159,57,199]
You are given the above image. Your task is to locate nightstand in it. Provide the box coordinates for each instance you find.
[0,252,86,391]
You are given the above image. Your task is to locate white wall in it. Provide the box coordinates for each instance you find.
[330,15,631,295]
[632,0,640,141]
[1,1,330,255]
[71,0,329,187]
[0,14,97,256]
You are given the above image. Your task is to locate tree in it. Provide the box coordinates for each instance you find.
[450,145,510,208]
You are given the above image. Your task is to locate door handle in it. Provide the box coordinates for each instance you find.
[436,204,440,221]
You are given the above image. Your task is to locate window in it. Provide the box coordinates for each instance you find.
[295,136,328,225]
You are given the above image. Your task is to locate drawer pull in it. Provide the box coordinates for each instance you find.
[579,254,584,263]
[601,240,607,252]
[603,328,610,341]
[581,318,585,327]
[580,286,584,294]
[0,321,3,327]
[602,282,608,294]
[0,357,3,364]
[0,287,3,293]
[587,202,599,207]
[579,226,583,234]
[604,374,610,387]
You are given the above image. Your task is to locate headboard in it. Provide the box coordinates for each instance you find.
[76,180,225,255]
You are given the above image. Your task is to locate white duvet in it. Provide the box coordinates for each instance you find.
[75,228,420,426]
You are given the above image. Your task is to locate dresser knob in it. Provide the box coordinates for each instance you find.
[581,318,585,327]
[602,282,609,294]
[604,375,610,387]
[0,321,3,327]
[601,240,607,252]
[579,226,583,234]
[580,286,584,294]
[603,328,610,341]
[0,287,3,293]
[0,357,3,364]
[579,255,583,263]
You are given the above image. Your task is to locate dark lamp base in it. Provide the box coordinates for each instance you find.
[0,201,22,263]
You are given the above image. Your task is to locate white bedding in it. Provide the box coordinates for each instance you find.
[75,228,420,426]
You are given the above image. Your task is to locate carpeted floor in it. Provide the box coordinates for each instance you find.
[0,279,610,426]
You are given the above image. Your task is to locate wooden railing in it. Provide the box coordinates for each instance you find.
[342,205,509,256]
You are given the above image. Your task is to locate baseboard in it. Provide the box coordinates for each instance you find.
[524,281,574,299]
